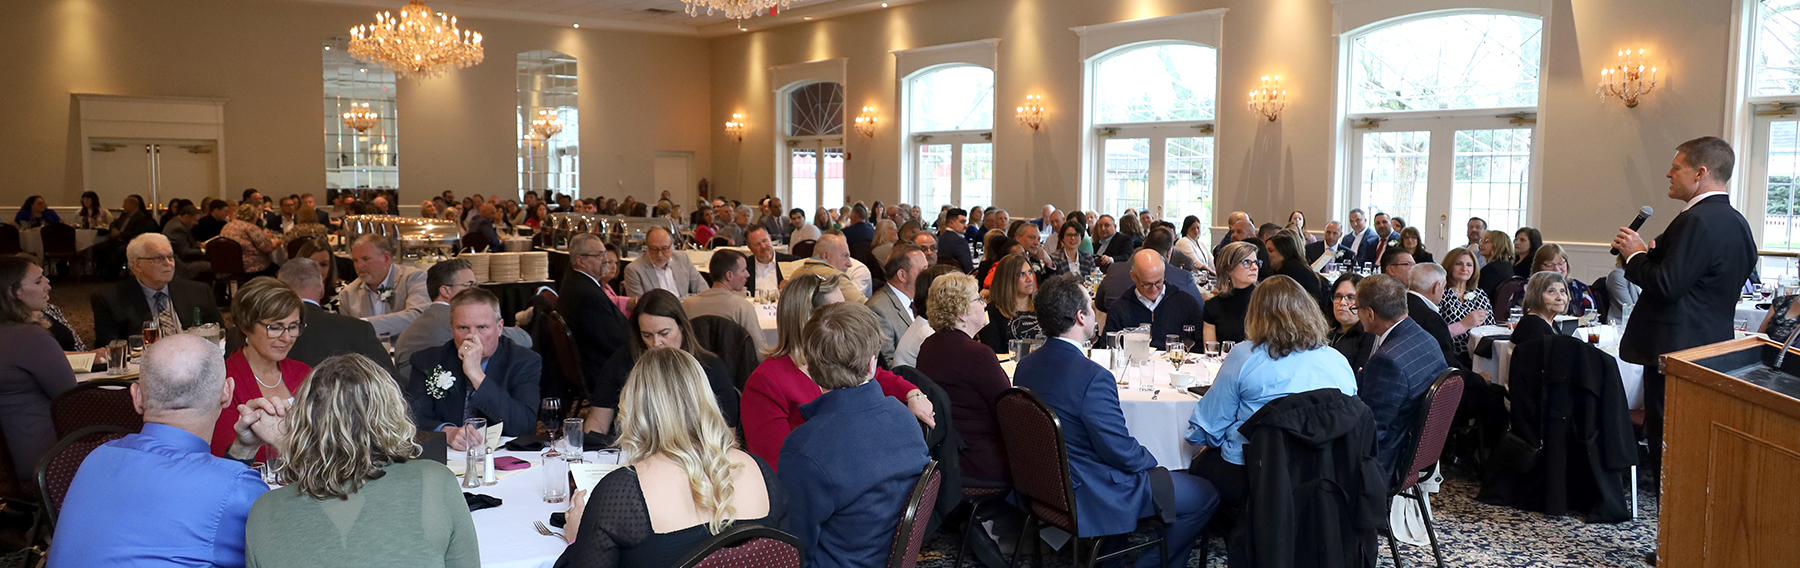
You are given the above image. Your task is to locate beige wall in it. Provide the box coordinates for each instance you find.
[0,0,713,207]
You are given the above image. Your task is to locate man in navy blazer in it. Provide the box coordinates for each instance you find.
[938,208,975,273]
[1339,209,1382,266]
[1353,275,1450,485]
[1097,228,1200,313]
[406,288,541,449]
[1013,274,1218,568]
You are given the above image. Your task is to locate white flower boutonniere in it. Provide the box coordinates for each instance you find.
[426,366,455,400]
[1463,290,1481,303]
[377,285,396,306]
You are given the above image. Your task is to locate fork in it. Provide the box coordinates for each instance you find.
[534,520,568,543]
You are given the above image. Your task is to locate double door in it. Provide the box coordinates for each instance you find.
[1346,116,1534,252]
[88,138,219,209]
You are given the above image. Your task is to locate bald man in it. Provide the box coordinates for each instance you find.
[1101,249,1206,350]
[466,203,502,252]
[794,233,872,302]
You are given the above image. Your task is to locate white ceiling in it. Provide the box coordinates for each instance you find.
[293,0,920,36]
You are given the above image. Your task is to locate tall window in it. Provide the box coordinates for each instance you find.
[1342,13,1541,251]
[518,50,579,201]
[906,65,994,210]
[782,82,845,216]
[323,39,398,190]
[1087,43,1217,223]
[1747,1,1800,273]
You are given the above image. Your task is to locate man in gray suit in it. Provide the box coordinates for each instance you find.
[161,205,210,280]
[339,234,431,337]
[622,226,707,299]
[867,244,927,368]
[393,259,532,382]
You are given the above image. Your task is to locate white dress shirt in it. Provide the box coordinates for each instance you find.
[886,283,915,323]
[754,258,780,293]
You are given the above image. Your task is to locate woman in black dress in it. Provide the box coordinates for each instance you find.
[1511,227,1542,280]
[1326,273,1376,371]
[1478,229,1517,297]
[977,253,1042,353]
[1265,233,1322,300]
[1398,227,1432,263]
[585,290,740,434]
[1511,271,1569,348]
[1204,241,1261,344]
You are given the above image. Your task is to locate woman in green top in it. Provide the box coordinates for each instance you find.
[245,353,478,568]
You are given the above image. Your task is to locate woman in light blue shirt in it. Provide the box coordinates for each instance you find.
[1185,275,1358,509]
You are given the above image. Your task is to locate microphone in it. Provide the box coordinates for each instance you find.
[1612,206,1654,255]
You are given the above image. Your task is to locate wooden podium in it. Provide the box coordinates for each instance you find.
[1660,337,1800,567]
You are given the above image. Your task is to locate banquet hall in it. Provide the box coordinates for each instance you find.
[0,0,1796,567]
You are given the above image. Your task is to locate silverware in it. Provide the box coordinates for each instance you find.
[534,520,568,542]
[1151,389,1160,400]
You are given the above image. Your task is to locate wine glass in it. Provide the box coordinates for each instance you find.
[1165,335,1187,372]
[1181,325,1197,349]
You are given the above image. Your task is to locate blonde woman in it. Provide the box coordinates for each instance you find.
[1203,241,1261,344]
[915,273,1012,484]
[870,219,900,263]
[559,348,785,567]
[739,273,932,468]
[977,254,1041,353]
[244,353,478,568]
[1477,229,1517,296]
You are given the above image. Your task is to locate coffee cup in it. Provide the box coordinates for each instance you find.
[1169,371,1193,389]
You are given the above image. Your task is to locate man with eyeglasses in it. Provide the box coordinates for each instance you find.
[1380,248,1416,282]
[1101,249,1206,350]
[91,233,223,345]
[622,226,707,299]
[271,258,393,377]
[394,259,533,382]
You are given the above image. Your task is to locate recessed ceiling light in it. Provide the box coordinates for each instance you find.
[881,2,889,6]
[324,46,330,50]
[573,23,579,28]
[803,16,812,20]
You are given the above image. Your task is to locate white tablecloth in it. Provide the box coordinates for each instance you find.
[1737,300,1768,330]
[1468,324,1644,409]
[753,303,779,346]
[1002,350,1219,469]
[446,448,619,568]
[19,228,100,259]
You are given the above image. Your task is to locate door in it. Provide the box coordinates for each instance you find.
[1096,128,1216,224]
[1348,117,1533,253]
[654,151,694,210]
[87,138,219,208]
[787,140,845,216]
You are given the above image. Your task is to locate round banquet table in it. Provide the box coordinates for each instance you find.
[444,447,619,568]
[1737,299,1768,330]
[18,227,100,259]
[1002,349,1220,469]
[1468,324,1644,409]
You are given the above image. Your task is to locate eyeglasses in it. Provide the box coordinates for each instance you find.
[1237,258,1259,267]
[1332,293,1358,304]
[133,254,177,264]
[261,322,306,338]
[1385,261,1416,268]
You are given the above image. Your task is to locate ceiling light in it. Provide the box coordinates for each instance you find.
[882,2,889,7]
[573,23,579,28]
[349,0,485,80]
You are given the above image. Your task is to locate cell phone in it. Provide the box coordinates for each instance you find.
[1187,385,1211,397]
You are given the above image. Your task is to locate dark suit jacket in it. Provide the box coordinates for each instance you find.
[465,216,502,252]
[1012,339,1157,537]
[406,336,541,436]
[291,302,394,378]
[91,278,223,345]
[1101,289,1205,350]
[1095,234,1140,264]
[558,271,630,393]
[1358,318,1449,484]
[1096,259,1202,313]
[1305,240,1328,263]
[162,220,205,262]
[938,228,974,273]
[842,221,875,245]
[1406,292,1457,368]
[746,253,800,297]
[1619,194,1758,366]
[1339,227,1380,266]
[115,211,161,243]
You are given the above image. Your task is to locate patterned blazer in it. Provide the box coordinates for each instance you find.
[1357,317,1450,486]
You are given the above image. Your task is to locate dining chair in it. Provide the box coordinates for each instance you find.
[36,425,132,533]
[885,460,943,568]
[674,524,803,568]
[1385,368,1464,568]
[51,379,142,439]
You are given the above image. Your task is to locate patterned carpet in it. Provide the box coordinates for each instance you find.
[914,471,1659,568]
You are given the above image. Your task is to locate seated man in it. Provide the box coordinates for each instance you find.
[275,258,394,377]
[621,226,707,299]
[744,225,799,298]
[394,259,532,381]
[1014,274,1219,568]
[339,234,431,337]
[683,248,770,353]
[91,233,224,345]
[1103,250,1205,350]
[50,334,281,568]
[1096,228,1201,313]
[778,303,930,568]
[1355,274,1450,483]
[1404,262,1472,368]
[162,205,211,280]
[866,244,927,367]
[406,288,540,444]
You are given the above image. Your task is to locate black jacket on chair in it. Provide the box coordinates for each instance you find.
[1234,388,1387,568]
[689,315,762,391]
[892,365,961,536]
[90,278,223,346]
[291,302,394,378]
[1479,335,1638,522]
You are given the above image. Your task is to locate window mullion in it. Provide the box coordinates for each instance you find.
[1149,136,1168,219]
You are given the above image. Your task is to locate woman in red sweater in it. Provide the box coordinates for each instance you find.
[740,272,935,469]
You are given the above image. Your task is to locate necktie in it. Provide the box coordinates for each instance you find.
[154,292,180,338]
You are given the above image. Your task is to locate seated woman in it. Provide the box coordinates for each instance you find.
[557,348,785,568]
[1265,233,1322,300]
[76,191,111,230]
[584,289,740,433]
[1477,230,1517,297]
[871,219,899,262]
[976,254,1042,353]
[740,273,933,469]
[0,257,78,482]
[1511,271,1570,348]
[1175,215,1216,274]
[1397,227,1432,264]
[1186,275,1358,509]
[212,277,309,460]
[915,273,1011,485]
[244,353,478,568]
[221,203,283,277]
[1512,227,1543,280]
[14,195,61,228]
[976,237,1022,288]
[1327,273,1375,371]
[1507,244,1598,317]
[1439,247,1495,365]
[1204,242,1261,344]
[1047,222,1097,277]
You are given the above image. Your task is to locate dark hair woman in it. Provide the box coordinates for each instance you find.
[584,289,740,435]
[1511,227,1542,279]
[14,195,61,228]
[0,257,78,481]
[78,191,112,230]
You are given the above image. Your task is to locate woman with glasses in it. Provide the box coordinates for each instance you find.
[1048,222,1097,277]
[1204,242,1261,344]
[1326,273,1375,371]
[211,277,308,460]
[1507,244,1597,317]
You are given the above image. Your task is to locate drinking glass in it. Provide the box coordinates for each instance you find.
[461,418,487,489]
[1181,325,1197,349]
[1735,317,1751,332]
[1204,341,1221,361]
[141,321,160,345]
[106,340,129,376]
[1165,336,1187,372]
[257,457,285,486]
[539,398,562,439]
[1508,306,1524,330]
[127,335,144,361]
[562,418,586,461]
[1221,341,1237,357]
[541,451,570,503]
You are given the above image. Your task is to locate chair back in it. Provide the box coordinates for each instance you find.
[995,387,1079,532]
[1495,276,1529,317]
[41,223,77,255]
[791,239,817,259]
[676,524,803,568]
[892,366,963,534]
[542,311,587,399]
[886,461,943,568]
[205,237,246,276]
[1590,276,1613,324]
[709,236,733,249]
[1395,369,1465,495]
[36,425,132,529]
[463,230,492,253]
[285,236,313,260]
[0,224,19,255]
[51,379,143,439]
[690,315,761,391]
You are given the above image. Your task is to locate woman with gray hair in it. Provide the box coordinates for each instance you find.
[1512,271,1569,348]
[244,353,478,567]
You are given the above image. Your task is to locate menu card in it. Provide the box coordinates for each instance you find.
[570,463,625,493]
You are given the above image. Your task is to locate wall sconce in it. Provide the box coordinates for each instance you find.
[724,113,746,142]
[1599,49,1659,108]
[854,106,879,138]
[1016,94,1046,130]
[1248,75,1287,122]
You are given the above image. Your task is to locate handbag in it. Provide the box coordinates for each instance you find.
[1492,337,1552,474]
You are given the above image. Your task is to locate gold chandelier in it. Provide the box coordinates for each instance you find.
[530,109,564,139]
[349,0,484,80]
[342,102,380,133]
[682,0,793,21]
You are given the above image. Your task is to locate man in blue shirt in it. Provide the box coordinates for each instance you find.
[50,334,283,568]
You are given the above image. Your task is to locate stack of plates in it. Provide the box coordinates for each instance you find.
[521,252,550,281]
[488,252,521,282]
[503,237,533,252]
[463,253,491,283]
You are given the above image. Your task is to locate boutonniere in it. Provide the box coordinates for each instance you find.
[1463,290,1480,302]
[426,366,455,400]
[1387,238,1401,248]
[377,285,396,305]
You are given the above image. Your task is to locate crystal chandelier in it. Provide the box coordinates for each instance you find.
[342,102,380,133]
[682,0,793,21]
[349,0,484,80]
[530,109,564,139]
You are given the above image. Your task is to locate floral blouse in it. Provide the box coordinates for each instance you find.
[1767,295,1800,345]
[221,219,276,273]
[1440,286,1495,358]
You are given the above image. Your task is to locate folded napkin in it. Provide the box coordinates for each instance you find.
[464,493,503,512]
[503,433,548,452]
[1473,334,1509,358]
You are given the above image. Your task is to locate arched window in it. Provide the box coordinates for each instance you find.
[782,81,845,216]
[1087,42,1217,222]
[907,65,994,210]
[324,38,398,191]
[1340,12,1542,251]
[1745,1,1800,262]
[518,50,579,201]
